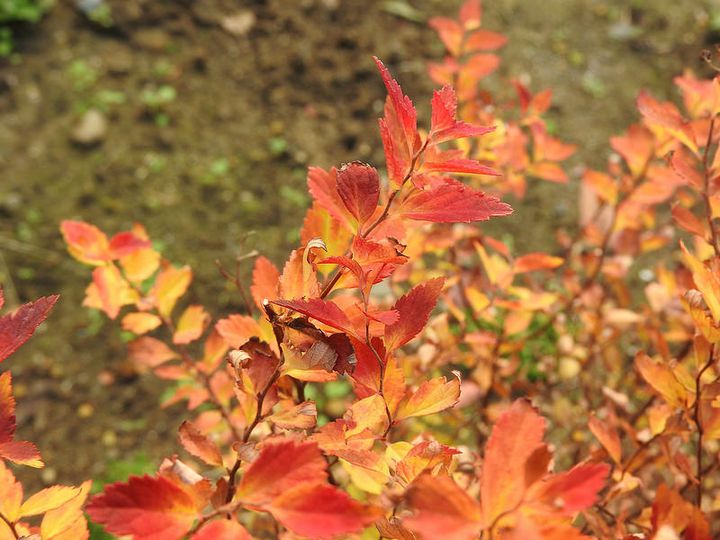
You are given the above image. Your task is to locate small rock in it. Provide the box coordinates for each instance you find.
[72,109,108,146]
[133,28,171,51]
[221,11,256,36]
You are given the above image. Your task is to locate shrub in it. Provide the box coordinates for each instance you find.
[2,0,719,538]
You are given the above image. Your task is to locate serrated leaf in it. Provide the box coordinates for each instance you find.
[384,278,444,351]
[178,421,223,468]
[0,294,58,363]
[86,475,206,540]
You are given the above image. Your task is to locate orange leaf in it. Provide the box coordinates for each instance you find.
[512,253,563,274]
[173,305,209,345]
[20,485,83,518]
[672,204,706,238]
[60,220,110,265]
[267,482,380,539]
[395,374,461,422]
[215,314,262,348]
[86,265,139,320]
[121,312,162,335]
[405,473,482,540]
[609,124,655,178]
[250,256,280,310]
[127,336,179,370]
[39,480,91,540]
[480,399,546,526]
[681,242,720,323]
[178,421,223,468]
[635,352,688,409]
[0,460,22,525]
[153,265,192,318]
[588,414,622,465]
[0,372,43,468]
[190,519,252,540]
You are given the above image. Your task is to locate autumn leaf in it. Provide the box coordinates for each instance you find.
[635,352,688,409]
[173,305,210,345]
[272,298,360,339]
[39,480,92,540]
[395,374,461,422]
[384,278,445,352]
[405,473,482,540]
[190,519,252,540]
[0,294,58,363]
[400,180,511,223]
[17,484,81,518]
[374,57,422,186]
[235,439,328,505]
[336,162,380,228]
[178,421,223,468]
[480,399,547,527]
[152,265,193,318]
[85,265,139,319]
[86,474,207,540]
[128,336,179,370]
[122,312,163,335]
[307,166,355,230]
[512,253,564,274]
[250,256,280,310]
[588,414,622,465]
[429,86,494,143]
[267,482,381,539]
[215,314,261,348]
[0,372,43,468]
[60,220,110,265]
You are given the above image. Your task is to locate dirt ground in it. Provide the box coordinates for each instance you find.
[1,0,716,490]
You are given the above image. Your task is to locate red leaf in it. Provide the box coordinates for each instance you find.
[430,86,494,143]
[384,278,444,352]
[0,294,58,363]
[307,166,354,229]
[405,473,482,540]
[108,231,152,259]
[530,462,610,515]
[236,439,328,505]
[374,57,422,186]
[0,372,43,467]
[400,181,512,223]
[267,482,381,539]
[86,475,206,540]
[336,162,380,227]
[272,298,359,339]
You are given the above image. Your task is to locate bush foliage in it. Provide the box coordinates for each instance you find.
[2,1,720,538]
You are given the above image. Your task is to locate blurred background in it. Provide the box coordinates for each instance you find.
[1,0,717,490]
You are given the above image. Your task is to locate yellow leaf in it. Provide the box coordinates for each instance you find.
[173,305,209,345]
[153,265,192,318]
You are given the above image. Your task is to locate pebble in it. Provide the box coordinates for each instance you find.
[71,109,108,146]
